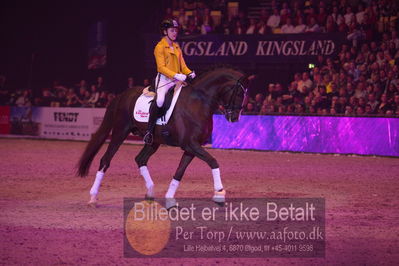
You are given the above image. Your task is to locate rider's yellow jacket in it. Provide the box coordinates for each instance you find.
[154,37,191,79]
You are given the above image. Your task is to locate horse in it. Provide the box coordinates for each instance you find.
[77,66,249,208]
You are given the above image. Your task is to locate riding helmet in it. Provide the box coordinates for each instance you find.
[160,19,179,34]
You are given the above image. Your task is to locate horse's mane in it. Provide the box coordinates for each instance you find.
[190,65,245,89]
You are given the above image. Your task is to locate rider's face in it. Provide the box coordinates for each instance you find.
[166,27,178,41]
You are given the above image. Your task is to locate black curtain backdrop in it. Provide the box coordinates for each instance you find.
[0,0,162,95]
[0,0,306,97]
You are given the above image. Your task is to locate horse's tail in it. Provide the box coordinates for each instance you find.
[77,97,119,177]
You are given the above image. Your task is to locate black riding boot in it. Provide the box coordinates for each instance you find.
[143,101,159,145]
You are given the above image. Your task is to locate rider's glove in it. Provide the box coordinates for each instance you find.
[188,71,196,79]
[174,73,187,81]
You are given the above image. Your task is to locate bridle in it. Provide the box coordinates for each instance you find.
[221,77,248,117]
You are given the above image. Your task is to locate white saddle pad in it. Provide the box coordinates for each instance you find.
[133,84,183,125]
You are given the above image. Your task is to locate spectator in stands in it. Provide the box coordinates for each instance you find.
[200,7,213,34]
[305,17,321,33]
[257,19,268,34]
[259,8,269,25]
[281,17,295,33]
[127,77,135,89]
[367,93,379,112]
[317,6,328,26]
[294,16,306,33]
[280,2,291,25]
[87,85,100,107]
[76,86,88,104]
[242,102,256,115]
[324,15,337,33]
[377,94,392,114]
[15,89,32,107]
[95,76,107,92]
[96,91,108,108]
[282,82,299,105]
[305,7,318,26]
[356,4,366,24]
[143,78,150,87]
[267,8,280,31]
[298,72,313,93]
[177,8,187,30]
[232,19,245,35]
[392,94,399,110]
[37,88,53,107]
[65,88,81,107]
[246,18,257,34]
[254,93,264,112]
[391,30,399,49]
[344,6,355,27]
[51,90,66,107]
[105,92,116,107]
[331,6,344,26]
[345,105,354,116]
[347,21,364,46]
[75,79,88,92]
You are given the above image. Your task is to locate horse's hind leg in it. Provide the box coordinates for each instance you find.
[184,143,225,204]
[135,143,160,199]
[164,151,195,209]
[88,123,131,206]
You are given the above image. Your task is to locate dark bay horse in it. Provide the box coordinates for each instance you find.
[77,67,249,207]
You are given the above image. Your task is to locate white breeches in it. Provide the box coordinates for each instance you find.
[156,73,176,108]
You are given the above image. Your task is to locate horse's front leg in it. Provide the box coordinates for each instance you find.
[184,143,226,204]
[135,142,160,200]
[165,151,194,209]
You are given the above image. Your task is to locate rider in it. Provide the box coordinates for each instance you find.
[143,19,195,144]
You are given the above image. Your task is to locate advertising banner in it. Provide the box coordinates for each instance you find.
[9,107,40,136]
[37,107,95,140]
[0,106,10,134]
[145,33,346,65]
[212,115,399,157]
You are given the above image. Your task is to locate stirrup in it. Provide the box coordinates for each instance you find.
[143,131,153,145]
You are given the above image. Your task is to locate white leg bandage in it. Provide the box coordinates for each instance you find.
[90,171,104,196]
[165,179,180,198]
[212,168,223,191]
[139,166,154,189]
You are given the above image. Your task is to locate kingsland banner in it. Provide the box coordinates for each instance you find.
[145,33,346,64]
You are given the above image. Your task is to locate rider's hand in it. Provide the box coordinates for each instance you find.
[174,73,187,82]
[188,71,196,79]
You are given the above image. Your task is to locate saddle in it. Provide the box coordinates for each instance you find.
[144,82,175,119]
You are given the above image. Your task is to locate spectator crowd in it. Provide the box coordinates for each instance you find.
[162,0,398,37]
[240,30,399,117]
[0,76,148,109]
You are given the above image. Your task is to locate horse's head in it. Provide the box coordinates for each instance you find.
[190,67,251,122]
[218,76,249,122]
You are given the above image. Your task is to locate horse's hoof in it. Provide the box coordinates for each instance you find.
[145,194,155,201]
[88,195,98,208]
[212,189,226,206]
[165,198,177,210]
[145,186,155,201]
[214,201,225,207]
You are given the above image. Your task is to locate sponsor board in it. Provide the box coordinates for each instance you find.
[0,106,11,134]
